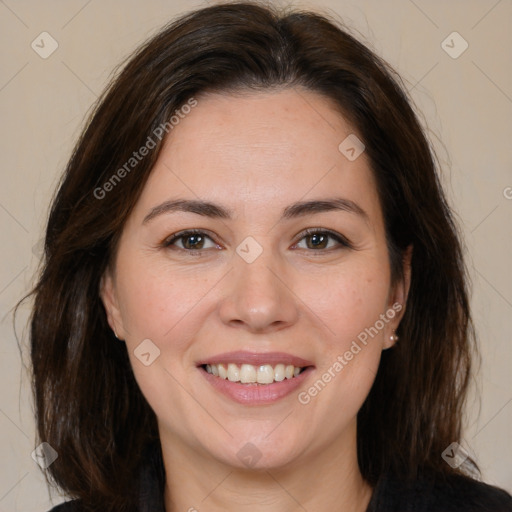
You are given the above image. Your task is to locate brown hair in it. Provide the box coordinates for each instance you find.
[27,2,477,510]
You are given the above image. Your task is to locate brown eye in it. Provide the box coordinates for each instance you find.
[305,232,329,249]
[294,229,352,251]
[180,233,206,250]
[163,230,218,251]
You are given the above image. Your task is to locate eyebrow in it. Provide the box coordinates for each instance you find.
[143,197,369,224]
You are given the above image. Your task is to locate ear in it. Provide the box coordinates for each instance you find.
[383,244,413,349]
[99,269,126,340]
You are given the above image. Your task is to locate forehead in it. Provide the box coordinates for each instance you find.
[131,88,381,225]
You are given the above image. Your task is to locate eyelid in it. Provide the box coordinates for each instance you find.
[161,227,353,252]
[291,227,353,251]
[161,229,220,249]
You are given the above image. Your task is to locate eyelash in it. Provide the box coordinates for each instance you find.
[161,228,353,255]
[298,228,353,251]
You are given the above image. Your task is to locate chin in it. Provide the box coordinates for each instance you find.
[207,433,304,472]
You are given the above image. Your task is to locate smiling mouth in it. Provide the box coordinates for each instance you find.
[201,363,309,385]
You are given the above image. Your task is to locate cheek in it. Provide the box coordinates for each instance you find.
[296,261,390,409]
[115,251,215,342]
[113,254,214,422]
[301,261,391,349]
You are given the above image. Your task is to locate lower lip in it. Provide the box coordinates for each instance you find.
[199,366,315,405]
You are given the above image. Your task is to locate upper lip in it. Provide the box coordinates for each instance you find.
[196,351,315,368]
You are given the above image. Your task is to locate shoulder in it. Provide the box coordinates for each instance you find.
[429,472,512,511]
[369,469,512,511]
[47,501,84,512]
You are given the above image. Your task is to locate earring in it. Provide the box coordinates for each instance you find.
[390,332,399,343]
[113,328,120,340]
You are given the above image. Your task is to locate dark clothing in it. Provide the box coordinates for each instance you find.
[48,448,512,512]
[365,469,512,511]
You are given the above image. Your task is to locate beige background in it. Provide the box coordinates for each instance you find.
[1,0,511,510]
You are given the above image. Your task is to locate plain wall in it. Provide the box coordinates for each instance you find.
[0,0,511,510]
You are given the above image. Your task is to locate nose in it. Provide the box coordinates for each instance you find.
[218,247,300,333]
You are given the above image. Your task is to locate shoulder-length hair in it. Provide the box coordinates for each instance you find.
[28,2,477,510]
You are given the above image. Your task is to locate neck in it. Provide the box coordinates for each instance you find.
[161,422,373,512]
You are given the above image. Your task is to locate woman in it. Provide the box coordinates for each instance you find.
[28,2,512,511]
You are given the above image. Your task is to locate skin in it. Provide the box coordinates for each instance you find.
[101,88,411,512]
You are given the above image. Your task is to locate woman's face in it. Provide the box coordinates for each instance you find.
[101,89,409,470]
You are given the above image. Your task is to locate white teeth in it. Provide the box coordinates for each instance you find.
[217,363,227,379]
[240,364,257,383]
[256,364,274,384]
[227,363,239,382]
[274,364,285,382]
[204,362,306,384]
